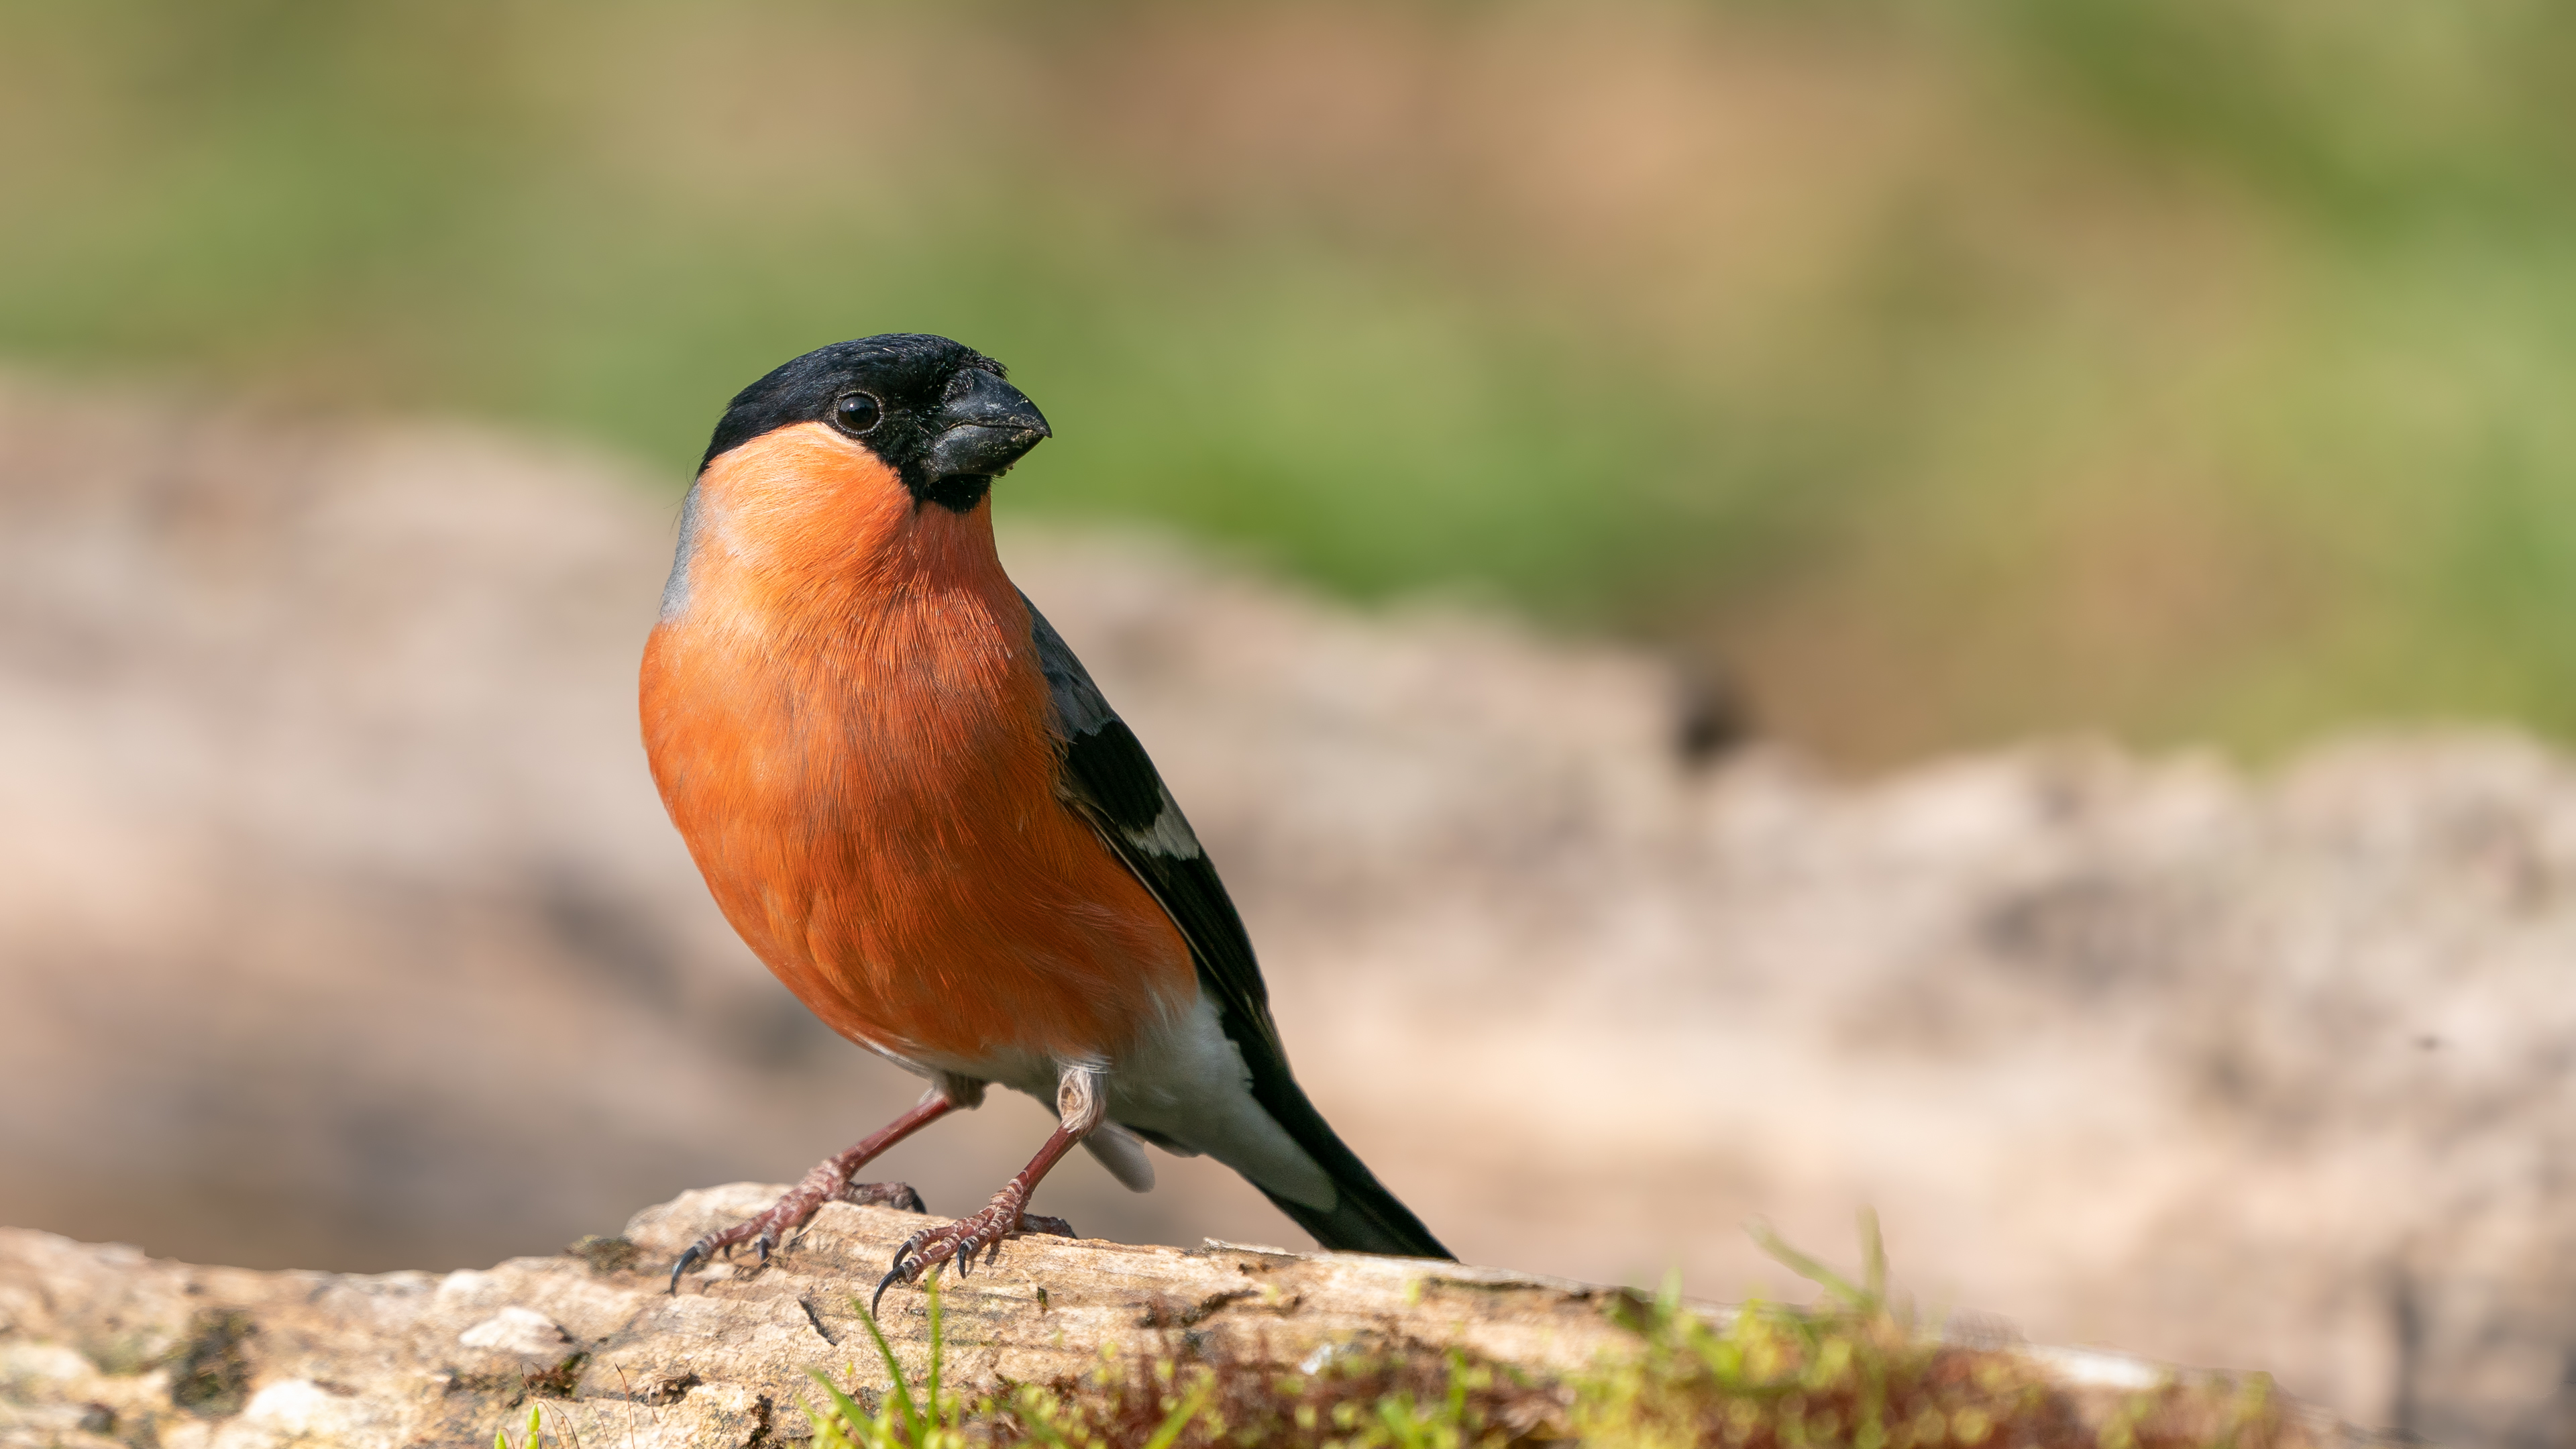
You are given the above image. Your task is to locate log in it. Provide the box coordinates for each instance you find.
[0,1185,2381,1448]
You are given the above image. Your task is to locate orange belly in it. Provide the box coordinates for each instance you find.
[638,431,1195,1069]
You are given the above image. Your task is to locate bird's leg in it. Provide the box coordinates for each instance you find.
[872,1130,1082,1311]
[874,1067,1099,1313]
[669,1086,963,1293]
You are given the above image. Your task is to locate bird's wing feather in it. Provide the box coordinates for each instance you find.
[1020,599,1281,1059]
[1022,595,1452,1260]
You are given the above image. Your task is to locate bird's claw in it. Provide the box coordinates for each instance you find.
[667,1242,708,1295]
[868,1201,1075,1317]
[871,1263,910,1319]
[667,1224,757,1295]
[667,1177,926,1294]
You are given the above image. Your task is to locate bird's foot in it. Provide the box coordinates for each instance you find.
[668,1166,925,1293]
[872,1185,1075,1314]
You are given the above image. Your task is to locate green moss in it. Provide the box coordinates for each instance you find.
[566,1234,641,1274]
[801,1218,2309,1448]
[166,1308,255,1417]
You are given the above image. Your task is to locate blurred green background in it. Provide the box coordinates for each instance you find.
[6,0,2574,764]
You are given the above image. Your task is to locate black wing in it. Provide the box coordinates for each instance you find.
[1024,594,1452,1260]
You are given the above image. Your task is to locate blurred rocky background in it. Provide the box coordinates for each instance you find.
[5,3,2576,1447]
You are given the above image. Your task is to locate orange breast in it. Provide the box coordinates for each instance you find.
[638,424,1195,1068]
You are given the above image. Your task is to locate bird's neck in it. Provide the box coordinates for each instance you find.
[669,421,1018,643]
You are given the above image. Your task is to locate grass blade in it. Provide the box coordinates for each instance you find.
[924,1269,944,1426]
[1139,1373,1212,1449]
[1859,1208,1886,1305]
[1750,1218,1871,1311]
[850,1292,921,1444]
[808,1368,882,1448]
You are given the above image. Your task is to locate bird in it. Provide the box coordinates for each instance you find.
[641,333,1452,1307]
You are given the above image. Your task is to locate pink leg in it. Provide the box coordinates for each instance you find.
[669,1092,954,1293]
[871,1122,1081,1315]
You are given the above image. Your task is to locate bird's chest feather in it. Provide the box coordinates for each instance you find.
[639,433,1192,1069]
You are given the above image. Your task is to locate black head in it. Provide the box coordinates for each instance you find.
[701,334,1052,512]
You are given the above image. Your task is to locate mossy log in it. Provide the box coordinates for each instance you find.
[1,1185,2375,1448]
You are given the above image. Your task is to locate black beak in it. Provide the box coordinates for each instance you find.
[922,369,1051,482]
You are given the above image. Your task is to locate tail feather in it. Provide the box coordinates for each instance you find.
[1244,1071,1453,1260]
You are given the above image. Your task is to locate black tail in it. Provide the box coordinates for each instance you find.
[1244,1067,1453,1260]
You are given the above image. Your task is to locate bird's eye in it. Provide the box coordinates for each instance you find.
[830,392,883,436]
